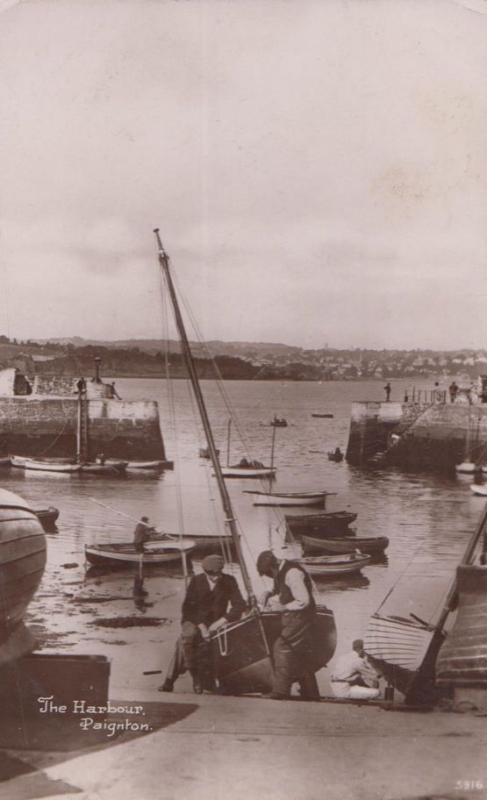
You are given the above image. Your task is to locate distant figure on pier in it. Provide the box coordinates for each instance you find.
[76,377,87,396]
[330,639,381,700]
[109,381,121,400]
[95,452,106,465]
[449,381,459,403]
[404,390,409,402]
[384,382,391,401]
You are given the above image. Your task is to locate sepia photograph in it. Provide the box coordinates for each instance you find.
[0,1,487,798]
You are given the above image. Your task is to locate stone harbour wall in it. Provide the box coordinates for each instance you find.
[0,397,168,461]
[346,400,487,472]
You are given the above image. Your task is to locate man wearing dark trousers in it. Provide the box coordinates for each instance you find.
[159,554,246,694]
[257,550,320,701]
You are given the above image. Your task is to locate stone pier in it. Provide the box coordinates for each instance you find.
[346,400,487,472]
[0,397,169,462]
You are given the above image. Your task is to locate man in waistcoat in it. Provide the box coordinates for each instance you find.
[256,550,321,701]
[159,554,246,694]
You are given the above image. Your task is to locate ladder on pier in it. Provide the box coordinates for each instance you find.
[77,392,89,463]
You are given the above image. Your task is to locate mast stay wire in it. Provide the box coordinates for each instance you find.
[173,272,286,535]
[173,273,290,547]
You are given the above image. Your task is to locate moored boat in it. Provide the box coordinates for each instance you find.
[199,447,220,460]
[297,552,371,576]
[0,489,47,662]
[470,484,487,497]
[84,539,195,568]
[220,463,277,479]
[244,490,327,507]
[456,461,481,475]
[127,460,170,471]
[80,460,127,475]
[302,533,389,556]
[311,413,334,419]
[285,510,357,535]
[34,506,60,531]
[11,456,81,474]
[327,450,344,462]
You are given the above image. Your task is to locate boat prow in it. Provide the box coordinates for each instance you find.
[0,489,47,663]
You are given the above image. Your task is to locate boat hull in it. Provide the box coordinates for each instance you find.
[34,507,60,532]
[84,541,194,567]
[245,491,327,508]
[208,608,336,694]
[298,554,370,576]
[11,457,81,473]
[220,467,276,479]
[302,534,389,556]
[436,565,487,690]
[286,511,357,535]
[0,490,47,662]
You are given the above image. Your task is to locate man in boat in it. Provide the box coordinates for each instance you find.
[256,550,321,701]
[133,516,155,553]
[159,554,247,694]
[330,639,381,700]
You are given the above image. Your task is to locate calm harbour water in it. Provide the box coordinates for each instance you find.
[8,377,482,695]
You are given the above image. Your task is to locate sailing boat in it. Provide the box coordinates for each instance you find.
[219,419,277,479]
[364,501,487,705]
[153,229,336,694]
[243,421,329,507]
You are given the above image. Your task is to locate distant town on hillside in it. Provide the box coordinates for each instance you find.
[1,335,487,381]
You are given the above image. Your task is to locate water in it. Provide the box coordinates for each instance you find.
[8,377,483,695]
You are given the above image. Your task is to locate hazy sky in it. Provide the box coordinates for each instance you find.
[0,0,486,349]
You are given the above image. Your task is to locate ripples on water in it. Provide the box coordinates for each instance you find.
[9,377,483,693]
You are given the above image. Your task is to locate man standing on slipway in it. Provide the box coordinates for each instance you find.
[256,549,321,701]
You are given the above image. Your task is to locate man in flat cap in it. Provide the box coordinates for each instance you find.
[159,554,246,694]
[256,549,321,701]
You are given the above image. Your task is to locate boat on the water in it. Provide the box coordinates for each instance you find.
[327,449,344,462]
[285,510,357,535]
[311,413,334,419]
[80,459,128,475]
[199,447,220,460]
[127,460,170,471]
[270,416,287,428]
[84,539,195,568]
[11,456,81,474]
[0,489,47,662]
[153,230,336,693]
[470,484,487,496]
[244,490,328,507]
[456,461,481,475]
[302,533,389,556]
[34,506,60,531]
[297,552,370,576]
[220,461,277,479]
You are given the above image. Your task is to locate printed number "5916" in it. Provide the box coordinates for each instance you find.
[456,781,484,791]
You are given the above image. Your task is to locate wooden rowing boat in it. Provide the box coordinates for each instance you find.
[33,506,60,531]
[285,510,357,535]
[220,465,277,479]
[244,490,327,507]
[10,456,81,474]
[0,489,47,662]
[84,539,195,567]
[297,553,371,576]
[302,533,389,556]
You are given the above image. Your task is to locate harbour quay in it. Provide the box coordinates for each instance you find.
[346,398,487,472]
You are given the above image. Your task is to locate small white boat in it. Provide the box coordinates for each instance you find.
[84,539,195,567]
[220,465,277,479]
[126,460,167,471]
[10,457,81,474]
[243,490,327,507]
[470,484,487,497]
[456,462,481,475]
[297,552,371,576]
[80,460,127,475]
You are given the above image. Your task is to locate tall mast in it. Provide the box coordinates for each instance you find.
[153,230,257,606]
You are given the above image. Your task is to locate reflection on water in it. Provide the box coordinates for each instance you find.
[6,376,482,692]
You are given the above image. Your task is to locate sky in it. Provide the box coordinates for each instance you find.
[0,0,486,350]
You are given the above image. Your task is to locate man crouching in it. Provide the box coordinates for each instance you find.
[159,554,246,694]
